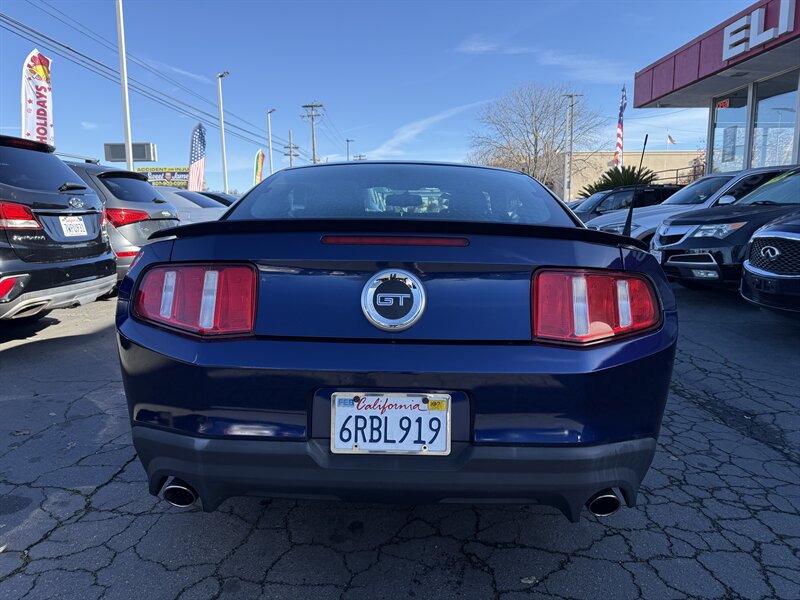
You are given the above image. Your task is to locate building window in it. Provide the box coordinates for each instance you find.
[751,70,799,168]
[711,88,748,172]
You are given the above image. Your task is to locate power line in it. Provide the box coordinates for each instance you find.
[0,13,308,161]
[26,0,278,141]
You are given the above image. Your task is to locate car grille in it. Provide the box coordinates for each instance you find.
[749,237,800,275]
[659,234,684,246]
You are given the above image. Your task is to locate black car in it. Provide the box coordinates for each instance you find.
[572,184,682,223]
[67,163,179,281]
[0,135,115,321]
[741,209,800,314]
[653,167,800,286]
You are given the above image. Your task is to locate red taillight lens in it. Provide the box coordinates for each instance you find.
[0,201,41,229]
[105,207,149,227]
[533,270,659,344]
[134,264,256,336]
[0,276,18,300]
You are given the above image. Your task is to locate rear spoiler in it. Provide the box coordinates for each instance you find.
[149,218,649,251]
[0,134,54,153]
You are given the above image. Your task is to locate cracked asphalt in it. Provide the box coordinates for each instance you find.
[0,287,798,600]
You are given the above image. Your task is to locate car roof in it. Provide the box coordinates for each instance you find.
[279,160,527,176]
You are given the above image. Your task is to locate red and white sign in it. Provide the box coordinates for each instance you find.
[21,49,54,146]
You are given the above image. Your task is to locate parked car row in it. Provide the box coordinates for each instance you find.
[0,134,234,322]
[578,165,800,315]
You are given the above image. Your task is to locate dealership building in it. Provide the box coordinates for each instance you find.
[634,0,800,173]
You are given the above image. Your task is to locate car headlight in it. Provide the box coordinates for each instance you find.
[690,222,746,238]
[601,223,637,234]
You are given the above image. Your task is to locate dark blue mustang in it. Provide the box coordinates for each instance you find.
[117,162,677,522]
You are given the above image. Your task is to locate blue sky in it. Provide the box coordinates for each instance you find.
[0,0,753,192]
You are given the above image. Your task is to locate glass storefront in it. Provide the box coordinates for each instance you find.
[711,88,749,172]
[709,70,800,173]
[751,70,799,168]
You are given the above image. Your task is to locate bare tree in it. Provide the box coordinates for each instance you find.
[468,83,606,194]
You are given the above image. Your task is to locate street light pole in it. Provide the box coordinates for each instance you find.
[346,138,354,161]
[216,71,230,193]
[267,109,275,175]
[562,93,583,201]
[114,0,133,171]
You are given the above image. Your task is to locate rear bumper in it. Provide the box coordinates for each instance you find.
[133,425,657,522]
[741,262,800,313]
[0,273,116,319]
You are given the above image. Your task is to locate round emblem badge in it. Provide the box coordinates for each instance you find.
[361,270,426,331]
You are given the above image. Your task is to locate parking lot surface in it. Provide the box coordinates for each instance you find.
[0,288,798,600]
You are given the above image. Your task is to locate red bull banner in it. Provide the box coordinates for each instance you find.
[254,149,265,185]
[21,49,55,146]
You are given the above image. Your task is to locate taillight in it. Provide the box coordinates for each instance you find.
[105,207,149,227]
[0,201,41,229]
[0,276,19,301]
[133,264,256,336]
[533,270,659,344]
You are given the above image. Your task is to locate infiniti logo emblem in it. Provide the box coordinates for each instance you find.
[760,245,781,260]
[361,270,425,331]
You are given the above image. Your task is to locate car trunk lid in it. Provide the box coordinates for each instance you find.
[165,221,630,342]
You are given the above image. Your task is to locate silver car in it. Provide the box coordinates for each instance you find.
[153,187,228,223]
[585,166,790,244]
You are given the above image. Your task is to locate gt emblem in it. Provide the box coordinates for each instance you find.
[68,197,84,209]
[361,270,425,331]
[376,293,412,307]
[760,245,780,260]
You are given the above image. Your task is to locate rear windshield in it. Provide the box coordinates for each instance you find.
[662,176,731,205]
[176,190,224,208]
[100,174,165,203]
[737,170,800,206]
[227,163,575,227]
[0,145,86,191]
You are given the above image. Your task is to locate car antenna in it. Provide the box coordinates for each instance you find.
[623,134,648,238]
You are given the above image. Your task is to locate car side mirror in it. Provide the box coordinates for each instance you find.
[717,195,736,206]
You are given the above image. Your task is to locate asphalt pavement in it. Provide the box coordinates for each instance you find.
[0,287,798,600]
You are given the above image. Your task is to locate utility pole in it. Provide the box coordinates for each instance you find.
[217,71,230,192]
[267,108,276,175]
[562,93,582,201]
[353,154,367,161]
[346,138,354,161]
[284,129,299,168]
[115,0,133,171]
[302,103,324,163]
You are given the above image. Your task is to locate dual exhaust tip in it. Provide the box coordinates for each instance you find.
[162,478,198,508]
[585,488,621,517]
[162,479,622,518]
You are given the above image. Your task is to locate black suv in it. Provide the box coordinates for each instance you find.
[0,136,115,321]
[572,184,682,223]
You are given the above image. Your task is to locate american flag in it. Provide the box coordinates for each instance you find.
[188,123,206,191]
[613,85,627,169]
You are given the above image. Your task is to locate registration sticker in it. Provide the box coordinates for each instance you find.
[427,399,447,411]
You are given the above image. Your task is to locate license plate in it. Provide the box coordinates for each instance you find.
[59,216,87,237]
[651,250,663,263]
[331,392,451,455]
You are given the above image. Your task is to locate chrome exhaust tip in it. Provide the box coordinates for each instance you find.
[586,489,621,517]
[162,478,198,508]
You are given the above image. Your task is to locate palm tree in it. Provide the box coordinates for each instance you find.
[579,165,658,198]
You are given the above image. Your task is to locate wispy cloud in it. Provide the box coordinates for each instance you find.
[80,121,98,130]
[367,100,488,159]
[454,36,631,83]
[139,57,213,85]
[0,125,18,132]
